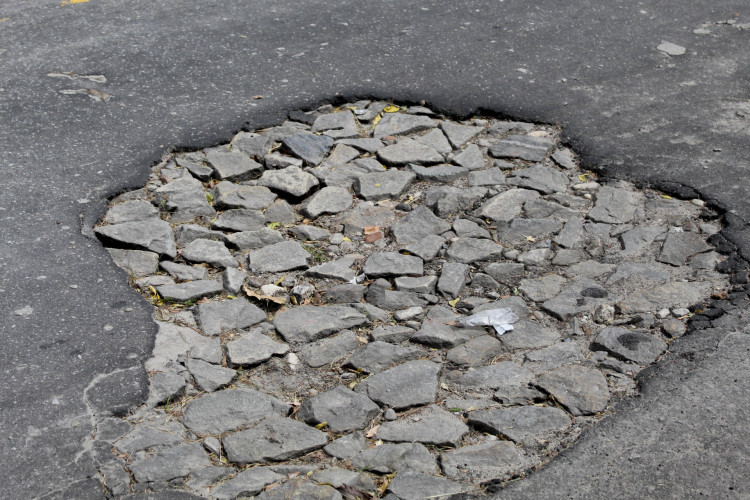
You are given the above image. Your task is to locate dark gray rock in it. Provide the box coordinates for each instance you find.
[223,416,328,464]
[115,420,186,454]
[519,274,567,302]
[484,262,525,285]
[507,165,569,194]
[525,198,578,220]
[351,443,437,474]
[391,206,451,245]
[535,365,610,416]
[282,133,334,165]
[254,478,342,500]
[312,157,385,189]
[404,234,445,261]
[264,152,303,169]
[211,209,266,232]
[325,284,366,303]
[605,262,671,287]
[468,406,570,444]
[438,262,470,298]
[129,442,210,483]
[323,431,367,459]
[415,128,452,154]
[212,182,277,210]
[454,143,487,171]
[95,219,177,258]
[446,238,504,264]
[354,170,416,201]
[257,165,319,198]
[440,121,484,148]
[592,327,667,364]
[301,186,353,218]
[493,386,547,406]
[338,137,384,153]
[298,386,380,432]
[181,388,290,435]
[355,360,440,410]
[489,134,554,162]
[148,371,187,405]
[619,225,666,255]
[289,224,330,241]
[406,163,468,182]
[105,200,158,224]
[377,405,469,447]
[311,468,376,492]
[185,358,235,392]
[658,232,712,266]
[395,275,438,294]
[232,132,274,159]
[387,471,469,499]
[298,330,359,367]
[370,325,416,343]
[364,252,423,278]
[453,219,491,239]
[160,261,208,281]
[264,199,297,223]
[378,139,443,166]
[552,148,577,169]
[312,111,357,132]
[225,227,285,250]
[588,186,641,224]
[410,305,485,348]
[447,335,504,367]
[306,256,357,282]
[210,467,283,499]
[196,298,267,335]
[440,440,526,483]
[478,188,540,222]
[247,240,310,272]
[426,185,487,217]
[541,279,612,320]
[181,239,238,268]
[345,341,424,374]
[374,113,436,138]
[523,342,584,373]
[157,280,223,302]
[226,328,290,366]
[273,305,367,345]
[496,218,563,244]
[160,190,216,222]
[205,149,263,182]
[365,284,428,311]
[106,248,159,277]
[616,281,713,314]
[174,224,227,247]
[189,337,223,364]
[454,362,534,391]
[468,167,506,186]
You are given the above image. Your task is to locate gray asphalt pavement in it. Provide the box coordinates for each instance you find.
[1,0,749,498]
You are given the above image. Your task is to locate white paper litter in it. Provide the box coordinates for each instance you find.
[453,308,519,336]
[348,273,366,284]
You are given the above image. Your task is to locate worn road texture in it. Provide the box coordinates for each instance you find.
[1,0,749,498]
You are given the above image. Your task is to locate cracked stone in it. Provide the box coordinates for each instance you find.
[181,388,290,435]
[95,219,177,258]
[186,358,235,392]
[468,405,570,444]
[406,163,469,182]
[160,261,208,281]
[507,165,569,194]
[592,327,667,364]
[415,128,452,154]
[446,335,504,367]
[377,138,443,166]
[323,431,367,459]
[105,200,158,224]
[129,442,210,483]
[355,360,440,410]
[523,342,584,373]
[247,240,310,272]
[588,186,641,224]
[157,280,223,302]
[658,232,712,266]
[273,305,367,345]
[440,441,526,483]
[377,405,469,447]
[446,238,504,264]
[468,167,506,187]
[351,443,437,474]
[210,467,283,499]
[374,113,436,138]
[225,227,285,250]
[454,362,534,391]
[107,248,159,277]
[205,149,263,182]
[257,165,320,198]
[478,188,540,222]
[212,182,277,210]
[196,298,267,335]
[354,170,416,201]
[453,143,487,171]
[306,256,357,282]
[282,133,334,165]
[301,186,353,218]
[364,252,423,278]
[535,364,610,416]
[181,239,238,268]
[298,386,380,432]
[438,262,470,299]
[345,341,424,374]
[226,328,290,367]
[392,206,451,245]
[489,134,555,162]
[222,416,328,464]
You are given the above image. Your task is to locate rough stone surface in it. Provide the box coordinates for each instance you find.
[298,386,380,432]
[378,139,443,166]
[592,327,667,365]
[440,441,527,483]
[392,206,451,244]
[273,305,367,344]
[351,443,437,474]
[354,170,416,201]
[468,406,570,444]
[196,298,267,335]
[489,134,555,162]
[205,149,263,181]
[181,389,290,435]
[387,471,470,500]
[355,360,440,410]
[246,240,310,272]
[536,365,610,416]
[95,219,177,258]
[226,328,290,366]
[301,186,353,218]
[364,252,423,278]
[376,405,469,447]
[223,416,328,464]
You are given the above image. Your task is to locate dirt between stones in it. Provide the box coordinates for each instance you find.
[93,100,730,498]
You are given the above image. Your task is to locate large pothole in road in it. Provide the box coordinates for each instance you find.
[93,101,730,498]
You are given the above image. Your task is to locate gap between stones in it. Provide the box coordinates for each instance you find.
[91,99,732,499]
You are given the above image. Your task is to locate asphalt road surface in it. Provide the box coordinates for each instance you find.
[1,0,749,498]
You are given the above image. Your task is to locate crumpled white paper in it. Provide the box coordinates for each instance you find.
[452,308,520,336]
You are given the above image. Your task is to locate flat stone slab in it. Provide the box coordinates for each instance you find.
[440,121,483,148]
[440,441,526,483]
[105,200,158,224]
[438,262,470,299]
[588,186,641,224]
[345,341,424,374]
[376,405,469,447]
[374,113,436,138]
[246,240,310,272]
[212,182,277,210]
[95,219,177,258]
[658,232,712,266]
[541,279,612,320]
[222,416,328,464]
[523,342,584,373]
[186,358,235,392]
[306,256,357,282]
[455,143,488,171]
[617,281,713,314]
[210,467,283,499]
[225,227,284,250]
[478,188,541,222]
[387,471,470,500]
[507,165,569,194]
[298,386,380,432]
[107,248,159,277]
[535,364,610,416]
[205,149,263,181]
[196,298,266,335]
[301,186,353,218]
[181,239,238,268]
[454,361,535,391]
[354,170,416,201]
[157,280,223,302]
[282,133,334,165]
[226,328,290,366]
[377,138,443,166]
[364,252,423,278]
[446,335,504,367]
[391,206,451,244]
[323,431,367,460]
[468,406,570,444]
[489,134,555,161]
[257,165,320,198]
[355,360,440,410]
[181,388,290,435]
[129,442,210,483]
[351,443,437,474]
[592,327,667,364]
[446,238,504,263]
[210,209,266,232]
[406,163,469,182]
[298,330,359,367]
[273,305,367,344]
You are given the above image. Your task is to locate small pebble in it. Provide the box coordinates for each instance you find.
[384,408,397,421]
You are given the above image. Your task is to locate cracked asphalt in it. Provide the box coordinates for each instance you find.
[1,0,749,497]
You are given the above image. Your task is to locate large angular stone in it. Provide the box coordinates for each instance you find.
[496,218,563,244]
[312,157,385,189]
[157,280,223,302]
[410,306,486,348]
[185,358,235,392]
[246,240,310,272]
[351,443,437,474]
[273,305,367,345]
[619,225,666,255]
[489,134,554,162]
[160,190,216,222]
[257,165,319,198]
[406,163,468,182]
[365,285,427,311]
[226,328,290,366]
[160,261,208,281]
[301,186,353,218]
[105,200,158,224]
[196,298,267,335]
[377,406,469,447]
[210,209,266,232]
[387,471,469,500]
[535,365,610,416]
[657,232,712,266]
[592,327,667,364]
[440,441,526,483]
[254,479,342,499]
[588,186,641,224]
[364,252,423,278]
[468,167,506,187]
[298,330,359,367]
[426,185,487,217]
[446,335,504,367]
[298,386,380,432]
[312,111,357,132]
[355,360,440,410]
[453,219,491,239]
[205,149,263,181]
[222,416,328,464]
[323,431,367,459]
[391,206,451,244]
[174,224,227,247]
[446,238,504,264]
[354,170,416,201]
[306,256,357,282]
[468,406,570,444]
[415,128,452,154]
[225,228,285,250]
[518,274,567,302]
[541,279,612,320]
[212,182,277,210]
[377,139,443,166]
[454,143,488,171]
[374,113,436,138]
[181,388,290,435]
[282,133,334,165]
[440,121,483,148]
[181,239,238,268]
[478,188,540,222]
[146,322,214,372]
[523,342,584,373]
[438,262,470,299]
[617,281,713,314]
[507,165,569,194]
[454,362,534,391]
[95,219,176,258]
[345,341,424,374]
[232,132,274,159]
[129,442,210,483]
[395,275,438,294]
[404,234,445,262]
[210,467,283,499]
[106,248,159,277]
[115,420,187,454]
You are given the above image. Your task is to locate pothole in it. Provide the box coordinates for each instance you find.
[93,100,731,498]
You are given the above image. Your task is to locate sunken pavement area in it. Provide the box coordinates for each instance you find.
[91,101,729,499]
